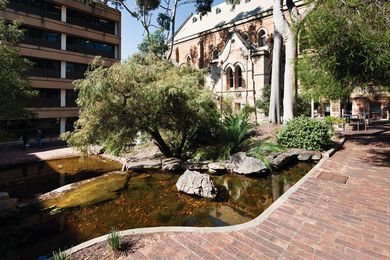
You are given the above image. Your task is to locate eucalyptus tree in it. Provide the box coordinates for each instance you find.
[62,54,220,158]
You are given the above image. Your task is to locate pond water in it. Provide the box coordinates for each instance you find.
[0,156,313,259]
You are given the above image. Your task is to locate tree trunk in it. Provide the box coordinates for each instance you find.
[149,130,173,157]
[273,0,296,122]
[269,28,282,124]
[167,0,178,61]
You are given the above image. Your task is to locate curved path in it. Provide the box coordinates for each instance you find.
[71,123,390,259]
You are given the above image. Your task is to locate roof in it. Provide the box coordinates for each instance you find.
[174,0,274,42]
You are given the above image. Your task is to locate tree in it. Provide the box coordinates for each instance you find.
[297,0,390,100]
[138,29,168,57]
[0,4,34,120]
[82,0,214,60]
[62,54,220,158]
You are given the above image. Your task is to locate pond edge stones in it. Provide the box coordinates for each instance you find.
[176,170,217,198]
[226,152,267,175]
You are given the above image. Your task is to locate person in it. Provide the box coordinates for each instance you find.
[21,130,28,151]
[36,128,42,147]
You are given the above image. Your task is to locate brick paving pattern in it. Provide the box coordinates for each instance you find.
[123,123,390,259]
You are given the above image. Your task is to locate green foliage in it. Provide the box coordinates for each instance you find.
[63,54,220,158]
[52,249,69,260]
[248,142,286,169]
[325,116,345,126]
[138,29,168,57]
[241,104,256,118]
[107,228,122,252]
[218,113,254,159]
[277,116,333,151]
[256,84,272,117]
[0,17,35,120]
[298,0,390,99]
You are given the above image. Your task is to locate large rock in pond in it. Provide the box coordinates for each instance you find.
[162,157,182,171]
[176,170,217,199]
[225,152,267,175]
[123,159,161,171]
[0,192,17,219]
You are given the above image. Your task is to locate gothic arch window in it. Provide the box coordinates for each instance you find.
[258,29,267,47]
[175,48,179,63]
[212,49,219,60]
[186,55,192,66]
[234,65,243,88]
[226,66,233,90]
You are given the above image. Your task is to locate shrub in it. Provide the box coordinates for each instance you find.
[248,142,286,169]
[107,228,122,252]
[52,249,69,260]
[277,116,333,150]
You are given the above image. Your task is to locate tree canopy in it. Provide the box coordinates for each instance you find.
[297,0,390,100]
[0,5,34,120]
[63,54,220,158]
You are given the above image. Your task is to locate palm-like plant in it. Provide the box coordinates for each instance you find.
[219,113,254,159]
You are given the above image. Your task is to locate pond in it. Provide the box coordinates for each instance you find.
[0,156,314,259]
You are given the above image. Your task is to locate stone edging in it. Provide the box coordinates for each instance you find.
[62,138,346,257]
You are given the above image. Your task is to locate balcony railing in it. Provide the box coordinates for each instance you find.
[22,37,61,49]
[26,98,60,108]
[29,68,61,78]
[66,44,115,59]
[7,2,61,21]
[67,16,115,35]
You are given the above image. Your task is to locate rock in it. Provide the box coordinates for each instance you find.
[225,152,267,175]
[311,153,322,161]
[162,157,182,171]
[0,192,17,219]
[208,162,226,174]
[183,160,209,171]
[298,153,312,161]
[270,151,298,169]
[176,170,217,198]
[123,159,161,171]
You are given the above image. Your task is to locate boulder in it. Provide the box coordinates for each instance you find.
[0,192,17,219]
[123,159,161,171]
[176,170,217,198]
[208,162,226,174]
[270,150,299,169]
[225,152,267,175]
[311,153,322,161]
[298,153,312,161]
[162,157,182,171]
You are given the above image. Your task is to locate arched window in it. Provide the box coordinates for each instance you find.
[235,65,243,88]
[175,48,179,63]
[258,29,267,47]
[212,49,219,60]
[226,67,233,90]
[186,56,191,66]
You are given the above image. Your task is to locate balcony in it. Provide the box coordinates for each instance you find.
[22,37,61,49]
[67,16,115,35]
[66,44,115,59]
[29,68,61,78]
[66,71,85,80]
[26,97,60,108]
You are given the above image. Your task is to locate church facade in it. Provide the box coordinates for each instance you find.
[171,0,390,121]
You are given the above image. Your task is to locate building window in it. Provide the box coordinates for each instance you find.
[186,56,192,66]
[22,26,61,49]
[66,62,88,79]
[235,65,243,88]
[216,7,221,14]
[67,8,116,35]
[175,47,179,63]
[192,17,197,23]
[258,29,267,47]
[67,37,115,59]
[226,67,233,90]
[8,0,61,20]
[26,88,60,108]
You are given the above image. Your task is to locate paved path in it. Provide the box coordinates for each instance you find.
[120,123,390,259]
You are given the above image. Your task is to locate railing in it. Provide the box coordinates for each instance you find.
[26,98,60,108]
[66,44,115,59]
[66,16,115,35]
[29,68,61,78]
[22,37,61,49]
[7,2,61,21]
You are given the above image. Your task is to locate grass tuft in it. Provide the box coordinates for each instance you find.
[52,248,69,260]
[107,228,122,252]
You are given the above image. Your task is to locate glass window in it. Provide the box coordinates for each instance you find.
[258,30,267,47]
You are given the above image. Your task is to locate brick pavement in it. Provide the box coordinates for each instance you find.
[121,123,390,259]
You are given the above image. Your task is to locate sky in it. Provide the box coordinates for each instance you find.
[119,0,225,61]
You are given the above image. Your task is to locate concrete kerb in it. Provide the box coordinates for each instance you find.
[62,140,346,257]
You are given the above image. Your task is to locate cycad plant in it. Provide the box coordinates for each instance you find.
[219,113,254,159]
